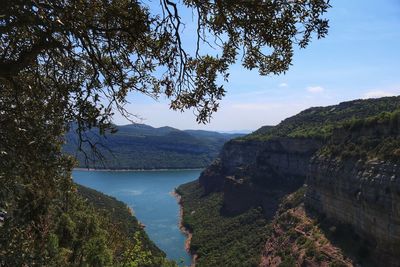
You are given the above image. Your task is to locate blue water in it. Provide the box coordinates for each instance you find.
[72,169,202,266]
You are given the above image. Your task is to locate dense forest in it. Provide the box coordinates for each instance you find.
[1,180,177,266]
[177,181,269,267]
[64,123,242,169]
[319,109,400,161]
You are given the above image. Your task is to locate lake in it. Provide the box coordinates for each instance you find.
[72,169,202,266]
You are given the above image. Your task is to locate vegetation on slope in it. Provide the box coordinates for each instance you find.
[319,109,400,162]
[177,182,364,267]
[1,176,176,266]
[64,124,242,169]
[176,181,270,267]
[244,96,400,141]
[261,188,355,267]
[76,184,166,261]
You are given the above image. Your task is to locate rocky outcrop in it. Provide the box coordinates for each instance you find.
[199,129,400,265]
[198,159,225,194]
[261,193,354,267]
[306,157,400,266]
[197,99,400,266]
[305,117,400,267]
[199,138,323,216]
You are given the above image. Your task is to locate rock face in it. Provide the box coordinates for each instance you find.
[305,117,400,267]
[199,138,323,217]
[306,157,400,266]
[198,159,224,194]
[197,98,400,266]
[199,131,400,266]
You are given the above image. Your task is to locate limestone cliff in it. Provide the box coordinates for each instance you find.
[200,137,322,217]
[306,114,400,266]
[194,97,400,266]
[306,158,400,266]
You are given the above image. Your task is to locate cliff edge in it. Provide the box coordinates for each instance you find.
[187,96,400,266]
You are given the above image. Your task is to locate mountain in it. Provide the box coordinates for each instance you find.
[177,96,400,267]
[64,124,244,169]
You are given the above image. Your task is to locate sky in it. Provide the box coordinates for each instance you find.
[114,0,400,132]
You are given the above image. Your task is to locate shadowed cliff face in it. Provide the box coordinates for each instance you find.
[198,119,400,266]
[199,138,323,217]
[196,97,400,266]
[306,158,400,266]
[306,119,400,267]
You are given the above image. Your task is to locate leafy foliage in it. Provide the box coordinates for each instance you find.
[0,178,176,266]
[176,181,269,267]
[1,0,330,264]
[76,184,164,258]
[1,0,330,126]
[0,181,175,266]
[0,86,174,265]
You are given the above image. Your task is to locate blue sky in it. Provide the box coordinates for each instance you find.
[116,0,400,131]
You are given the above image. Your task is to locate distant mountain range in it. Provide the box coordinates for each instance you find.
[64,124,245,169]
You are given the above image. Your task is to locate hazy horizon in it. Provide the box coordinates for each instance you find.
[114,122,255,134]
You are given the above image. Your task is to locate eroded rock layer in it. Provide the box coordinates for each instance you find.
[306,118,400,267]
[200,138,322,216]
[194,97,400,266]
[306,158,400,266]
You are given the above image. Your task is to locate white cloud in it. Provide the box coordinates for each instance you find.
[363,90,398,99]
[307,86,325,93]
[279,82,288,88]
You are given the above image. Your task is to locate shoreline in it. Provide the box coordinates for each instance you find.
[74,167,204,172]
[171,190,198,267]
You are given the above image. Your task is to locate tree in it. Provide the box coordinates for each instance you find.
[0,0,330,265]
[1,0,330,126]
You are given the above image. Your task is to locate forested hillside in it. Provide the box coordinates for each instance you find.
[1,177,176,266]
[246,96,400,140]
[76,185,175,266]
[64,124,243,169]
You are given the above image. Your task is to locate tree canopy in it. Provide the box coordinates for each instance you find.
[1,0,330,126]
[0,0,330,265]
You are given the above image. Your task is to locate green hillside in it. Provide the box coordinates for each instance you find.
[245,96,400,140]
[1,179,176,266]
[76,184,164,259]
[64,124,243,169]
[319,108,400,161]
[176,181,269,267]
